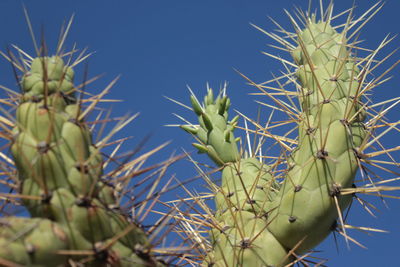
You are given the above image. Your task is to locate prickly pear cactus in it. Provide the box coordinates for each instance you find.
[176,3,400,267]
[0,50,168,266]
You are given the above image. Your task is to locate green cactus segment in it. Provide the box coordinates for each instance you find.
[266,21,366,253]
[12,56,99,205]
[4,56,162,266]
[181,89,240,165]
[208,158,289,266]
[181,90,290,265]
[0,217,155,267]
[22,56,74,100]
[208,210,291,267]
[0,217,90,266]
[215,158,279,215]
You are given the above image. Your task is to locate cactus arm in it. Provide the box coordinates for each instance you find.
[266,19,367,253]
[2,55,164,266]
[181,88,291,266]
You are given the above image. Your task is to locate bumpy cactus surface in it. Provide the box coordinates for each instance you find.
[176,3,400,267]
[0,40,175,265]
[265,18,367,254]
[1,2,399,267]
[182,89,289,266]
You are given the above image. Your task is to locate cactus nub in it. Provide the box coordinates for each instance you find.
[183,89,241,166]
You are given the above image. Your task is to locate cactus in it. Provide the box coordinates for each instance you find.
[176,2,400,266]
[0,2,399,267]
[0,20,180,266]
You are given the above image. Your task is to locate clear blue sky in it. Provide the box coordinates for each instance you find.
[1,1,399,266]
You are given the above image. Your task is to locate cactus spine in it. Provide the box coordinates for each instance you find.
[0,52,166,266]
[182,88,289,266]
[265,17,367,254]
[1,2,399,267]
[178,3,399,267]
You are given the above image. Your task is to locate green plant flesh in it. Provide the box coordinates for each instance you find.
[266,20,366,254]
[182,12,368,267]
[1,56,163,267]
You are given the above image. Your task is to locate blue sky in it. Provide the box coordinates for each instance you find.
[1,1,400,266]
